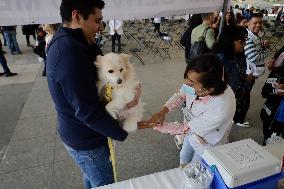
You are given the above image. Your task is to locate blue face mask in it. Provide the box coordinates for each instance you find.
[181,84,196,96]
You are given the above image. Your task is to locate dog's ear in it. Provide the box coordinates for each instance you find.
[120,53,131,63]
[95,55,103,66]
[120,53,132,70]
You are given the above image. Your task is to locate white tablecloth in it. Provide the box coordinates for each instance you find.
[97,141,284,189]
[97,168,186,189]
[264,141,284,161]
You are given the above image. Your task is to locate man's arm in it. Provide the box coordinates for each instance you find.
[57,42,128,141]
[205,28,216,50]
[244,39,269,64]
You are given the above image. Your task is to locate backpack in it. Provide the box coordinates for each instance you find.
[188,27,210,62]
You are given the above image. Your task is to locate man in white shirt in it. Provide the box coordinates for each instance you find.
[109,20,123,53]
[153,17,161,35]
[234,5,242,18]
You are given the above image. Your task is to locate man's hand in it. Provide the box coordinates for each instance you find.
[137,121,154,129]
[246,73,255,81]
[124,84,141,110]
[262,40,270,48]
[267,59,275,71]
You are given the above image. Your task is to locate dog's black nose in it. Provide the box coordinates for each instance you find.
[117,79,122,84]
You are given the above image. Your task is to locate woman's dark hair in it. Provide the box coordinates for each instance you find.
[226,11,235,26]
[184,54,227,96]
[189,14,203,29]
[217,25,247,59]
[60,0,105,23]
[236,13,245,24]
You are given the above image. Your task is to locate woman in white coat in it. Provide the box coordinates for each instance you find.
[149,54,236,166]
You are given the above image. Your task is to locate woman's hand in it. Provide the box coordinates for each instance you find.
[148,106,169,126]
[124,84,141,110]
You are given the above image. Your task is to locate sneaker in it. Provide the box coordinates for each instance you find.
[5,72,17,77]
[265,133,283,145]
[235,122,250,128]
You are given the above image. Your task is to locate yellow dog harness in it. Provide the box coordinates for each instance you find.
[104,83,117,182]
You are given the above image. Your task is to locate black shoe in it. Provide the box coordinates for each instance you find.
[0,72,4,76]
[5,72,17,77]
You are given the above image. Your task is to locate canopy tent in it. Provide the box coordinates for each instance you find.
[237,0,273,8]
[273,0,284,4]
[0,0,229,26]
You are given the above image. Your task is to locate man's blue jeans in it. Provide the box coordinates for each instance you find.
[64,144,114,189]
[4,31,21,54]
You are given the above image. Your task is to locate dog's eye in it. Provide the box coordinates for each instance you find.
[108,70,114,73]
[120,68,123,72]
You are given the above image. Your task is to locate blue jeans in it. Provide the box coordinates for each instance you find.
[4,31,21,54]
[64,144,114,189]
[180,134,202,164]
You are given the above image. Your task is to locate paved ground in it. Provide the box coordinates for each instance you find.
[0,29,277,188]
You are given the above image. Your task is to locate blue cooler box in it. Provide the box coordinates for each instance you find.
[211,167,284,189]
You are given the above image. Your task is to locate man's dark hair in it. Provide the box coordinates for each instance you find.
[235,5,239,9]
[184,54,227,96]
[248,13,263,21]
[201,13,213,20]
[60,0,105,23]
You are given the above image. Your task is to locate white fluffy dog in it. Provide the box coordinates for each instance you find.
[96,53,144,132]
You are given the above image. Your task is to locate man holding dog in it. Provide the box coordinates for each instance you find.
[46,0,140,188]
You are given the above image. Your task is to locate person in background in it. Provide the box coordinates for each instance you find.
[261,64,284,145]
[234,5,243,18]
[0,27,7,46]
[153,17,161,35]
[243,9,251,20]
[33,27,47,76]
[42,24,60,76]
[236,13,247,28]
[149,54,235,166]
[0,39,17,77]
[217,26,252,128]
[22,25,36,47]
[180,14,203,65]
[224,11,236,30]
[2,26,21,55]
[191,12,216,51]
[109,19,123,53]
[242,13,269,127]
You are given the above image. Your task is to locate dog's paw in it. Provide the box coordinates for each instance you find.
[123,119,138,133]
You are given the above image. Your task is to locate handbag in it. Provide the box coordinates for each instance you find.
[274,52,284,68]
